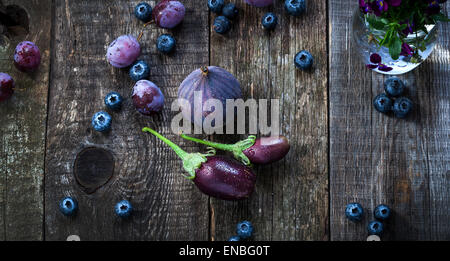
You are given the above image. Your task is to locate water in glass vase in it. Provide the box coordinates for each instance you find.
[352,9,438,75]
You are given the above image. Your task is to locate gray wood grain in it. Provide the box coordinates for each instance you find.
[0,0,51,241]
[44,0,210,240]
[329,0,450,240]
[209,0,329,241]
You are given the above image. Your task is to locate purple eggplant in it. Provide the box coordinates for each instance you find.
[180,134,290,165]
[142,127,256,200]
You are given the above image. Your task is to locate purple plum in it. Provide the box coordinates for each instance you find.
[14,41,41,72]
[132,80,164,115]
[106,35,141,68]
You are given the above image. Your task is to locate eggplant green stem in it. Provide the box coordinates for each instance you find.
[142,127,215,180]
[180,134,256,166]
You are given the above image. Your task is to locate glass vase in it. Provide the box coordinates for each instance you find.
[352,9,438,75]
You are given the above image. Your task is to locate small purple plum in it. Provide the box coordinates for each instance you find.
[106,35,141,68]
[14,41,41,72]
[132,80,164,115]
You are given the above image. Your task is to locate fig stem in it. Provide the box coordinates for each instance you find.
[142,127,215,179]
[200,66,209,76]
[180,134,256,166]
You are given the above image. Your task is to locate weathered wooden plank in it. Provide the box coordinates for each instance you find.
[0,0,51,241]
[329,0,450,240]
[209,0,329,241]
[44,0,210,240]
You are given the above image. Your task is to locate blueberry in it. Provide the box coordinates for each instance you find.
[384,77,405,97]
[129,60,150,81]
[222,3,238,19]
[59,197,78,216]
[213,16,231,34]
[207,0,224,14]
[104,92,123,111]
[134,2,152,22]
[294,50,313,70]
[91,111,112,132]
[115,200,133,218]
[236,221,254,239]
[284,0,306,17]
[156,34,176,54]
[373,93,393,113]
[367,220,383,235]
[345,203,364,222]
[374,204,391,221]
[262,12,278,30]
[228,235,241,241]
[393,97,413,118]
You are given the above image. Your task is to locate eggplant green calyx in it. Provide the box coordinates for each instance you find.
[142,127,215,180]
[180,134,256,166]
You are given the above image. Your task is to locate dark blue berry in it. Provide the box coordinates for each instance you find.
[134,2,152,22]
[294,50,313,70]
[373,93,393,113]
[213,16,231,34]
[284,0,306,17]
[104,92,123,111]
[236,221,254,239]
[129,60,150,81]
[59,197,78,216]
[207,0,224,14]
[156,34,176,54]
[384,77,405,97]
[92,111,112,132]
[262,12,278,30]
[115,200,133,218]
[367,220,383,235]
[393,97,413,118]
[228,236,241,241]
[222,3,238,19]
[374,204,391,221]
[345,203,364,222]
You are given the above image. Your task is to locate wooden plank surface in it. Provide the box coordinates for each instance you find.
[0,0,447,241]
[44,0,210,240]
[329,0,450,240]
[209,0,329,241]
[0,0,51,240]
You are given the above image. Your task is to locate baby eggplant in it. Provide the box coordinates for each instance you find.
[243,136,290,165]
[142,127,256,200]
[180,134,290,165]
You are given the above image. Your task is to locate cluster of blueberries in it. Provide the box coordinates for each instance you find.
[59,197,133,218]
[207,0,239,34]
[91,92,124,132]
[373,77,413,118]
[208,0,307,34]
[345,203,391,238]
[228,220,254,241]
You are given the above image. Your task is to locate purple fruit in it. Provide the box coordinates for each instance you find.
[132,80,164,115]
[14,41,41,72]
[0,73,15,102]
[152,0,186,29]
[243,136,290,165]
[142,127,256,200]
[245,0,273,7]
[106,35,141,68]
[180,134,290,165]
[178,66,242,128]
[194,155,256,200]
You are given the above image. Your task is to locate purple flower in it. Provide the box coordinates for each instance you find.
[366,53,393,72]
[359,0,372,14]
[378,64,393,72]
[400,43,414,56]
[426,0,441,15]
